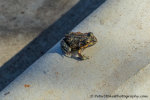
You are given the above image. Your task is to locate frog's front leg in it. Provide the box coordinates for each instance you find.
[77,49,89,60]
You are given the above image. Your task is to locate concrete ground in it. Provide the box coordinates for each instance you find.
[0,0,79,66]
[0,0,105,91]
[0,0,150,99]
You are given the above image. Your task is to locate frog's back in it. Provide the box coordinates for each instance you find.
[64,32,86,50]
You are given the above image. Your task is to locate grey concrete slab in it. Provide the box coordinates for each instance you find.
[0,0,79,66]
[0,0,106,91]
[109,64,150,100]
[0,0,150,99]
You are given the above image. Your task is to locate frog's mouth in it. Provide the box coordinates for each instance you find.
[93,36,97,43]
[88,41,97,47]
[86,36,97,47]
[90,36,97,46]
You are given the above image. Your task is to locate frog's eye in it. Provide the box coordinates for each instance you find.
[86,40,90,43]
[88,32,94,37]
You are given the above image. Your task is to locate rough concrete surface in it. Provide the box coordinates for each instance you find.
[0,0,150,100]
[109,64,150,100]
[0,0,105,91]
[0,0,79,66]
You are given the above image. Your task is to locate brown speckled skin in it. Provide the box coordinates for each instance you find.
[61,32,97,60]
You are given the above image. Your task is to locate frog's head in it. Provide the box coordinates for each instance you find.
[85,32,97,47]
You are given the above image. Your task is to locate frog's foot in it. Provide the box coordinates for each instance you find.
[79,55,89,60]
[78,50,89,60]
[64,52,72,58]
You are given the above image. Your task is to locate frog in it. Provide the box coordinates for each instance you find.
[61,32,97,60]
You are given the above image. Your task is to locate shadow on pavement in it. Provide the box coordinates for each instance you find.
[0,0,105,91]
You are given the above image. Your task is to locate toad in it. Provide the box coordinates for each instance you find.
[61,32,97,60]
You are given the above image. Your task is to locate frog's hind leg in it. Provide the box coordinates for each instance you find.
[61,40,71,56]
